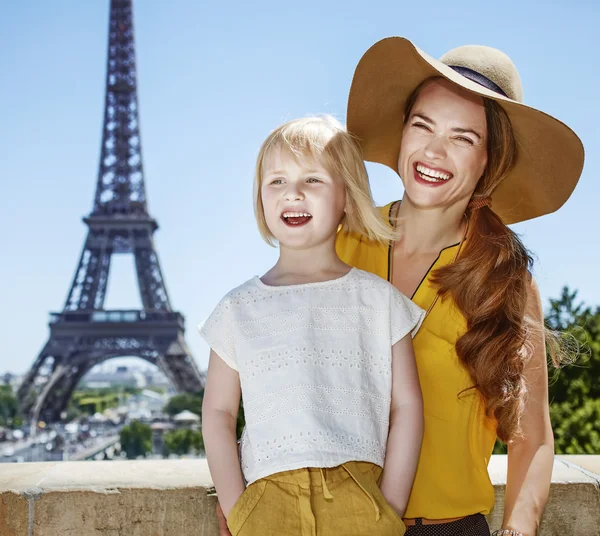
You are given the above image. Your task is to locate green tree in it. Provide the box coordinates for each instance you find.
[236,401,245,440]
[493,286,599,455]
[120,420,152,459]
[0,385,19,427]
[164,392,203,417]
[163,428,204,456]
[164,391,246,438]
[68,387,130,419]
[545,287,600,454]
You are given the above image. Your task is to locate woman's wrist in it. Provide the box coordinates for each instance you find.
[492,530,526,536]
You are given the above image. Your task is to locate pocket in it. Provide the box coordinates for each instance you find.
[367,467,406,534]
[226,480,267,536]
[347,464,406,534]
[382,502,406,535]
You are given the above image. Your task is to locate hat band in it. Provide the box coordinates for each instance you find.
[449,66,508,98]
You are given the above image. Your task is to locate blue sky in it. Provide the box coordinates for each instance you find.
[1,0,598,375]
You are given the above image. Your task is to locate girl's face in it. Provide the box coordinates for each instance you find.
[261,147,346,251]
[399,79,488,210]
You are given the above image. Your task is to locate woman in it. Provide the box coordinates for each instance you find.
[214,39,584,535]
[335,39,584,535]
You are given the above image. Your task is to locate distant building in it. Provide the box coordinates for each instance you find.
[81,366,147,389]
[143,368,172,390]
[129,389,169,415]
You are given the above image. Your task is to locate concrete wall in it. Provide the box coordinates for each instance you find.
[0,456,598,535]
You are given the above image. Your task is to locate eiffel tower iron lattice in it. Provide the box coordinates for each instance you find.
[18,0,204,425]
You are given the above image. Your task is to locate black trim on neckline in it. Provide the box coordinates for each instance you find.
[386,202,396,283]
[409,242,460,300]
[385,200,460,298]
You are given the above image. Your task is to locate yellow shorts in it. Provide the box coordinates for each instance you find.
[226,461,406,536]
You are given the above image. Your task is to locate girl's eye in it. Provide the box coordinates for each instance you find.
[306,177,321,183]
[270,179,284,185]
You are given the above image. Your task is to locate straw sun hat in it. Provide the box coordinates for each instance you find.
[346,37,585,224]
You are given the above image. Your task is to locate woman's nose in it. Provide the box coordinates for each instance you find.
[423,135,447,160]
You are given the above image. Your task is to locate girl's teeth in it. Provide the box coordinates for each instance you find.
[283,212,311,217]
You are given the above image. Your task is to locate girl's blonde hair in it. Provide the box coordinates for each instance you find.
[254,115,396,246]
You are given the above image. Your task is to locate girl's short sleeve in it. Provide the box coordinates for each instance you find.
[390,286,426,345]
[198,296,238,371]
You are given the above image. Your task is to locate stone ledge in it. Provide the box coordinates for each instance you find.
[0,456,597,535]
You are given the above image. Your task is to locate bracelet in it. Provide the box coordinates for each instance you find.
[492,530,525,536]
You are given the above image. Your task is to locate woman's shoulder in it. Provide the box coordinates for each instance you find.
[377,201,397,221]
[337,201,396,241]
[336,201,397,278]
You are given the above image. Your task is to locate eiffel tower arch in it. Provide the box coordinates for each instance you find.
[18,0,204,426]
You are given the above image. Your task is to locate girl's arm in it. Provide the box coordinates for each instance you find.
[202,349,246,519]
[379,335,424,517]
[502,278,554,535]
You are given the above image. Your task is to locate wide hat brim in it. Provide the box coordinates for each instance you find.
[346,37,585,224]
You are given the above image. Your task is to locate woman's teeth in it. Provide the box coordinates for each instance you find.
[416,164,452,182]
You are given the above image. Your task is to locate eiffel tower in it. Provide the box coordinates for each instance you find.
[18,0,204,426]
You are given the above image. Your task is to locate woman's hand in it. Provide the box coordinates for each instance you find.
[216,502,232,536]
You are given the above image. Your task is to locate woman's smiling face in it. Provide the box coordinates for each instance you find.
[399,78,488,210]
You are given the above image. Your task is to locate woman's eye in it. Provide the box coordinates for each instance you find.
[455,136,474,145]
[270,179,284,185]
[306,177,321,183]
[412,122,430,131]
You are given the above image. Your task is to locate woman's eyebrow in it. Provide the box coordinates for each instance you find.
[452,126,483,141]
[412,112,482,140]
[411,112,434,124]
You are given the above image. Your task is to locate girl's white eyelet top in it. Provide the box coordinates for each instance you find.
[199,268,424,485]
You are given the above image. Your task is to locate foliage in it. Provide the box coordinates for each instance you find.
[236,402,245,440]
[120,420,152,459]
[0,385,20,427]
[545,287,600,454]
[164,392,203,417]
[163,428,204,456]
[493,286,599,455]
[67,387,132,418]
[163,391,245,439]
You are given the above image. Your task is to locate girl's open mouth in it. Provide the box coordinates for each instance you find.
[281,211,313,227]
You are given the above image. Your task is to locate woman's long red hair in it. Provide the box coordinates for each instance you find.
[406,83,532,442]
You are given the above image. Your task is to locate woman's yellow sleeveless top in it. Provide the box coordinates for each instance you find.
[336,202,497,519]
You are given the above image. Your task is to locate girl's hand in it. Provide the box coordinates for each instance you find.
[216,502,233,536]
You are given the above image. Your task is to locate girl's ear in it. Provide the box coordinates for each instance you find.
[343,189,350,215]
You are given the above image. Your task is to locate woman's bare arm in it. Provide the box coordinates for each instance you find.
[503,277,554,535]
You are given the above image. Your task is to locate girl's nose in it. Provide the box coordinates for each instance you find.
[284,185,304,201]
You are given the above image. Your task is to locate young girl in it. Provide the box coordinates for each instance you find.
[200,115,424,536]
